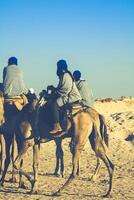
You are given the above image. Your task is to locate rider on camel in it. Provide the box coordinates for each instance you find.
[48,59,82,134]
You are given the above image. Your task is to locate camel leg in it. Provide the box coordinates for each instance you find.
[54,125,90,196]
[99,153,114,197]
[0,135,12,186]
[76,160,80,176]
[93,122,114,197]
[90,158,101,181]
[70,138,80,176]
[14,139,33,169]
[13,140,34,185]
[53,113,92,196]
[15,135,27,189]
[54,157,60,176]
[71,145,80,176]
[89,132,102,181]
[0,134,6,175]
[10,135,18,183]
[54,139,64,177]
[18,159,27,189]
[54,139,60,176]
[60,154,64,178]
[30,143,40,194]
[53,141,85,196]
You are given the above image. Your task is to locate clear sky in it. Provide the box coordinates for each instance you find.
[0,0,134,98]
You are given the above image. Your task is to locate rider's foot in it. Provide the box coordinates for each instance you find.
[50,123,62,134]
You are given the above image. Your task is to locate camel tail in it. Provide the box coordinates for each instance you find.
[99,114,109,146]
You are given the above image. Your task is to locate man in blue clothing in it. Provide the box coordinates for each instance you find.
[3,57,28,97]
[48,60,82,134]
[73,70,94,108]
[3,57,28,120]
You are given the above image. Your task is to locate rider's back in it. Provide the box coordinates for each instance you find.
[3,65,27,97]
[57,72,81,106]
[75,80,94,108]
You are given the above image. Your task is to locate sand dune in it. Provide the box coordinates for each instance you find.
[0,98,134,200]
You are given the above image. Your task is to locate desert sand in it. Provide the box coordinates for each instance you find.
[0,97,134,200]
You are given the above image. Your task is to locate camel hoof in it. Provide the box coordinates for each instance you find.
[53,172,64,178]
[31,179,35,188]
[89,176,97,182]
[52,191,61,196]
[19,182,28,189]
[9,177,18,183]
[32,190,39,195]
[29,189,39,195]
[30,180,39,194]
[0,181,4,187]
[53,172,60,177]
[102,193,112,198]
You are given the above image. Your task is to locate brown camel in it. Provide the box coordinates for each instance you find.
[0,92,28,187]
[0,94,69,186]
[13,97,114,198]
[0,91,5,175]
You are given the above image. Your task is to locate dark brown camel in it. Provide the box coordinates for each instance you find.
[13,97,114,198]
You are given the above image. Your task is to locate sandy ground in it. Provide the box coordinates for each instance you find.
[0,98,134,200]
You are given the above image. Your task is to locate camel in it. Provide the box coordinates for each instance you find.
[13,96,114,198]
[0,91,5,175]
[0,94,68,187]
[0,93,28,187]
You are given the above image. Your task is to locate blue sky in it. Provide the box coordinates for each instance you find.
[0,0,134,98]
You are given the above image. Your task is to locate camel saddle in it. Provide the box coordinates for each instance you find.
[60,102,89,131]
[4,95,28,111]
